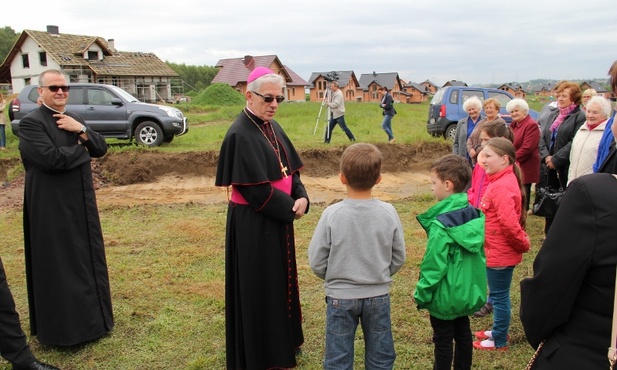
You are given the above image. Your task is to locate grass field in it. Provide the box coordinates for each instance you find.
[0,98,548,369]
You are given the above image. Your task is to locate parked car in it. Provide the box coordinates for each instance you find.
[427,86,538,141]
[11,84,188,147]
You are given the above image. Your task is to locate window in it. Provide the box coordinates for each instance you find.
[88,51,98,60]
[487,92,512,108]
[87,88,115,105]
[39,52,47,66]
[67,87,84,104]
[460,90,483,104]
[22,54,30,68]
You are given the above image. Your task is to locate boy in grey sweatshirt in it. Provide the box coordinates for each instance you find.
[308,143,406,369]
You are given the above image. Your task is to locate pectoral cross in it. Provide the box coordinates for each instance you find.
[280,162,288,178]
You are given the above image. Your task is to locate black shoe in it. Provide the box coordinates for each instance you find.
[13,360,60,370]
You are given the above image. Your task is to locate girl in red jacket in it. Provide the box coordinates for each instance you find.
[473,137,530,351]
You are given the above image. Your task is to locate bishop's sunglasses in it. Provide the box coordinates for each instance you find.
[251,91,285,103]
[41,85,71,93]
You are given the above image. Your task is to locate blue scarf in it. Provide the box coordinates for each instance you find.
[593,111,615,172]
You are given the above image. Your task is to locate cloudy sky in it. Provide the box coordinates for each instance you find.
[3,0,616,86]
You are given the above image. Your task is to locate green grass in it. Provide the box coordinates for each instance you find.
[0,197,544,369]
[0,100,440,158]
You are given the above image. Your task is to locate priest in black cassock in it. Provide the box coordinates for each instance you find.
[18,69,113,347]
[216,66,310,369]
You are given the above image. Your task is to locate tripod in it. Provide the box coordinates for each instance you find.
[312,86,331,140]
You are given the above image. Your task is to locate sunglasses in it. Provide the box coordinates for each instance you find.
[251,91,284,103]
[41,85,71,93]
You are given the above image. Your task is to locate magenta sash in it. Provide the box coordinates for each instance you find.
[230,176,292,205]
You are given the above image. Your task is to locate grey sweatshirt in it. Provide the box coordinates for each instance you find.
[308,198,406,299]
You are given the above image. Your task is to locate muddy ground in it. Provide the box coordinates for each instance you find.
[0,142,451,209]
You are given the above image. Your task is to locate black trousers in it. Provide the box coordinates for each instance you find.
[0,258,36,366]
[430,315,472,370]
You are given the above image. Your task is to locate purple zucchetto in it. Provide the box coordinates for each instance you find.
[247,66,274,83]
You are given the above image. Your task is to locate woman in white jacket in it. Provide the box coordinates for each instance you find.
[567,96,612,184]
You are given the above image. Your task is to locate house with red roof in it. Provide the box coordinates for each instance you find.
[211,55,308,102]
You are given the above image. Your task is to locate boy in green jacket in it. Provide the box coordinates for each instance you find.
[413,154,486,370]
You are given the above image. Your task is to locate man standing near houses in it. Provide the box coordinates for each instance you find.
[324,81,356,143]
[18,69,114,347]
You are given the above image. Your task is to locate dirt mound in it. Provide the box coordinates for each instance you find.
[0,142,451,209]
[97,141,449,185]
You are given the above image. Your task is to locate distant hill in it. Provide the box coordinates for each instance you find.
[475,78,612,93]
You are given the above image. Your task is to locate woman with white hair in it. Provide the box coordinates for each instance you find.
[506,98,540,211]
[453,96,483,163]
[567,95,612,184]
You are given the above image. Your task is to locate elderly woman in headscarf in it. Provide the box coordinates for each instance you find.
[567,96,612,184]
[467,98,506,165]
[506,98,540,211]
[452,96,483,163]
[537,81,586,234]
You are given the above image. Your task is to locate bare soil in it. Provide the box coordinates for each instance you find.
[0,142,450,209]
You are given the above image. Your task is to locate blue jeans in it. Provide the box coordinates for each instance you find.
[325,115,355,143]
[381,115,394,141]
[325,294,395,370]
[486,267,514,348]
[0,124,5,148]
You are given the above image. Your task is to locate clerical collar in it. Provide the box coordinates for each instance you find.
[244,107,265,124]
[42,103,66,114]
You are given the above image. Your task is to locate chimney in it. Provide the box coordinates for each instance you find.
[107,39,116,52]
[46,25,59,35]
[372,71,377,77]
[243,55,253,66]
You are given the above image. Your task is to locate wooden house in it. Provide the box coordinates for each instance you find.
[0,25,180,102]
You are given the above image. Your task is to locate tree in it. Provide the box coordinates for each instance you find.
[0,26,19,64]
[166,62,218,93]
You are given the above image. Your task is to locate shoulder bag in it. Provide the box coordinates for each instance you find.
[532,170,565,218]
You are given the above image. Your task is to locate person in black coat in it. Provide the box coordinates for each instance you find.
[536,81,586,234]
[18,69,113,347]
[0,259,59,370]
[520,171,617,368]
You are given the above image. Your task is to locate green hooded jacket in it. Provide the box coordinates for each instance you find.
[414,192,487,320]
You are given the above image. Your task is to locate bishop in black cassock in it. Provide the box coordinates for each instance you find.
[216,67,309,369]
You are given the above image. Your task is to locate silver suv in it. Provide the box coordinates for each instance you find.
[11,84,188,147]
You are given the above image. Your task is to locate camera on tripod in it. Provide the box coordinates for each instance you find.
[324,71,339,82]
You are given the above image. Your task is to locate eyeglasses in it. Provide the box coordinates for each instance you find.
[251,91,284,103]
[41,85,70,93]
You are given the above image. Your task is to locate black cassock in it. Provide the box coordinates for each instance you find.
[216,109,309,369]
[18,106,113,346]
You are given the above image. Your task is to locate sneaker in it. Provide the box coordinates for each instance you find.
[473,302,493,318]
[474,330,510,341]
[389,138,396,143]
[473,339,507,351]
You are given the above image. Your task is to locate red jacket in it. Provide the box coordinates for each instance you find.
[510,115,541,184]
[480,165,530,267]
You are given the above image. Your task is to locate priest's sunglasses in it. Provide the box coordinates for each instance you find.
[41,85,71,93]
[251,91,284,103]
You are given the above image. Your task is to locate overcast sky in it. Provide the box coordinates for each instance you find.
[3,0,616,86]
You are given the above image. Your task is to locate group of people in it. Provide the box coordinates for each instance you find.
[441,61,617,369]
[4,63,615,369]
[216,67,407,370]
[216,64,617,370]
[323,83,398,144]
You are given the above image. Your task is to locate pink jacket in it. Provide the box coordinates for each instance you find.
[467,164,488,208]
[480,165,530,267]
